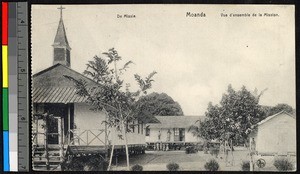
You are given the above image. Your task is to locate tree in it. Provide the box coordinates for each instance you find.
[267,103,294,116]
[134,92,184,117]
[65,48,157,170]
[194,85,266,144]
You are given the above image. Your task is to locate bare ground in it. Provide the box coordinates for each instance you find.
[110,147,297,171]
[111,147,252,171]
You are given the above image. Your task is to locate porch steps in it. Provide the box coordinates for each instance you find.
[33,145,66,171]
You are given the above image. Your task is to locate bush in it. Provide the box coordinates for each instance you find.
[185,145,197,154]
[209,147,219,158]
[204,159,219,171]
[241,161,250,171]
[131,164,143,171]
[273,158,294,171]
[166,162,179,171]
[62,155,108,171]
[196,144,204,151]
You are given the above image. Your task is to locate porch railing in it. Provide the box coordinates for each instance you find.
[65,129,109,146]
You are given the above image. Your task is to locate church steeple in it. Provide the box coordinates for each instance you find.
[52,6,71,67]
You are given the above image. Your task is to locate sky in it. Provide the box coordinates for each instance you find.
[31,5,295,115]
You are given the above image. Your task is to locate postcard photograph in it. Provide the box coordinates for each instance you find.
[31,4,296,171]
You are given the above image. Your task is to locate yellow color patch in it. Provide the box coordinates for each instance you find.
[2,45,8,88]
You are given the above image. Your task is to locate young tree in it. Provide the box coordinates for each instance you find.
[192,85,266,145]
[65,48,157,170]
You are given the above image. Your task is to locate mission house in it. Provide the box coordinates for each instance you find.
[31,9,151,170]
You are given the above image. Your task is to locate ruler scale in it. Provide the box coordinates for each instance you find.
[16,2,29,172]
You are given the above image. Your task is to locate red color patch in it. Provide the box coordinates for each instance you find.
[2,2,8,45]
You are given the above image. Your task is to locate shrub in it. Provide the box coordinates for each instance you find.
[241,161,250,171]
[131,164,143,171]
[196,144,203,151]
[209,147,219,158]
[166,162,179,171]
[62,155,108,171]
[204,159,219,171]
[185,145,197,154]
[273,158,294,171]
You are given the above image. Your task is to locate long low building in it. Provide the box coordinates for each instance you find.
[145,116,205,148]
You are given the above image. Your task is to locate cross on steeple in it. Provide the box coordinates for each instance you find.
[53,5,71,67]
[57,5,65,19]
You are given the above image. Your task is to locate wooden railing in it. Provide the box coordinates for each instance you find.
[66,129,109,146]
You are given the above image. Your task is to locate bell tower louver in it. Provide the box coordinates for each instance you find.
[52,6,71,67]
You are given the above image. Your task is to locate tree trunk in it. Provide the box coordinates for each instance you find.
[112,53,130,170]
[122,121,130,170]
[107,144,115,171]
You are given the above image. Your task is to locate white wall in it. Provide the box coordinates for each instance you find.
[34,103,146,146]
[74,103,146,146]
[256,114,296,153]
[146,128,200,143]
[146,128,174,142]
[73,103,107,146]
[108,123,146,146]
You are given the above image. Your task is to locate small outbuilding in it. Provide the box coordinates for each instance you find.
[249,111,296,155]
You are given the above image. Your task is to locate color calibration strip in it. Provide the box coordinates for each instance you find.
[2,2,10,172]
[8,2,18,171]
[2,2,21,171]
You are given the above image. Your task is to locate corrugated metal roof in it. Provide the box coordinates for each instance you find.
[147,116,205,129]
[33,87,95,103]
[33,64,100,103]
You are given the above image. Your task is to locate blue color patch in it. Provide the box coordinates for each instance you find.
[3,131,10,171]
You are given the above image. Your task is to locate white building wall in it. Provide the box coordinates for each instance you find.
[146,128,173,143]
[256,114,296,153]
[35,103,146,146]
[73,103,107,146]
[108,123,146,145]
[74,103,146,146]
[146,128,200,143]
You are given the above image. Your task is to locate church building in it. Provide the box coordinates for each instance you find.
[32,6,147,170]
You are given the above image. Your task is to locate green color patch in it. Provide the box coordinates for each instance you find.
[3,88,9,130]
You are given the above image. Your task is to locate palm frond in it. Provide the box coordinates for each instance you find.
[145,71,157,84]
[134,74,145,89]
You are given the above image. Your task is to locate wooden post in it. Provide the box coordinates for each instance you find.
[35,119,38,145]
[44,114,50,170]
[59,117,64,161]
[68,104,71,144]
[249,137,254,171]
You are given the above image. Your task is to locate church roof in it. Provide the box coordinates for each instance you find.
[33,63,98,103]
[53,18,70,49]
